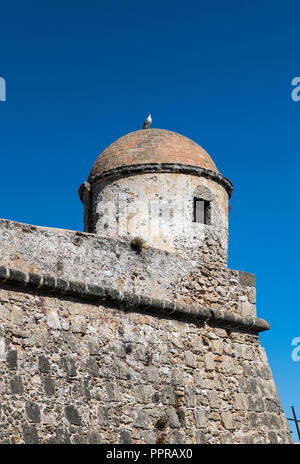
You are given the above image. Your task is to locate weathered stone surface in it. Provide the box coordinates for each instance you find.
[119,429,132,444]
[63,357,77,377]
[241,301,256,317]
[145,366,159,383]
[193,370,205,388]
[10,375,23,395]
[11,307,23,326]
[98,406,109,426]
[22,425,39,444]
[161,386,175,405]
[195,430,206,444]
[64,405,81,426]
[0,106,291,447]
[194,409,207,428]
[185,351,197,368]
[43,377,55,396]
[221,411,234,430]
[106,382,121,401]
[25,402,41,423]
[85,129,230,263]
[0,284,291,444]
[54,428,71,444]
[0,219,259,319]
[186,388,196,407]
[47,310,61,330]
[88,431,102,444]
[86,357,99,377]
[204,353,215,371]
[0,216,291,444]
[134,409,150,428]
[0,336,6,361]
[239,271,256,287]
[232,393,246,410]
[248,288,256,304]
[38,355,50,374]
[208,390,220,409]
[166,408,181,428]
[6,350,17,370]
[143,431,156,444]
[72,315,87,334]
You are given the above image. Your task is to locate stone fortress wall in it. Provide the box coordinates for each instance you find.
[0,219,257,318]
[0,128,293,444]
[0,218,292,444]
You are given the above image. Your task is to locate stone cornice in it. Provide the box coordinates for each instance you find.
[85,163,233,199]
[0,265,269,333]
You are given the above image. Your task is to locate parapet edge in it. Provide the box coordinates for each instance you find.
[0,265,269,333]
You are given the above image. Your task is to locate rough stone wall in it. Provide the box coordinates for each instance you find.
[86,172,229,265]
[176,266,257,318]
[0,218,292,444]
[0,284,292,444]
[0,219,253,317]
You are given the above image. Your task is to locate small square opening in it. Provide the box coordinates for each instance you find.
[193,198,211,225]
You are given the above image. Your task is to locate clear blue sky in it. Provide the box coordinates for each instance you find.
[1,0,300,440]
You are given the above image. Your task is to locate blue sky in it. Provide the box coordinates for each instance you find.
[1,0,300,440]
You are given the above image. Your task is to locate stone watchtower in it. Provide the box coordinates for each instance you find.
[79,129,232,265]
[76,128,291,443]
[0,128,292,444]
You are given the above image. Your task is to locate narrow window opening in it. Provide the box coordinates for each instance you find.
[193,198,211,225]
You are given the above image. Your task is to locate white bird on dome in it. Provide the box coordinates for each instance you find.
[142,112,152,129]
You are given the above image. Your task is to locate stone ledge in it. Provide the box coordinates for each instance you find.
[85,162,233,198]
[0,265,269,333]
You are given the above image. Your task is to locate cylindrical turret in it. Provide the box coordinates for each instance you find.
[79,129,233,266]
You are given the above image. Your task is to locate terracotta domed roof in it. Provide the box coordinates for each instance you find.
[89,129,218,180]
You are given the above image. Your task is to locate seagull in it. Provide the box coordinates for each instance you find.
[142,112,152,129]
